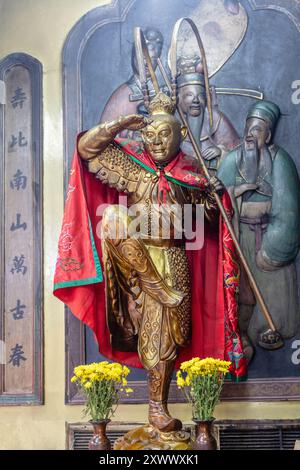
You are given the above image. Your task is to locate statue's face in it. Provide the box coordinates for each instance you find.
[141,115,183,163]
[178,84,206,117]
[245,117,271,150]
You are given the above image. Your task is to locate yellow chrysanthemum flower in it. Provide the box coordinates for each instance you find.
[71,361,134,421]
[185,375,191,386]
[177,377,185,388]
[177,357,232,420]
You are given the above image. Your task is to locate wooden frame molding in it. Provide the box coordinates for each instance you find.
[0,53,43,405]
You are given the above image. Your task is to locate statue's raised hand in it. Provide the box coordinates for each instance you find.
[79,115,151,160]
[119,114,150,131]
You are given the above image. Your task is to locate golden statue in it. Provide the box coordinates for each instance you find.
[77,91,220,433]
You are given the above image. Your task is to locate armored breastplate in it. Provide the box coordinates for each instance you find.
[128,178,190,244]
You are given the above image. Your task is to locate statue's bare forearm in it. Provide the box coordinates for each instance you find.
[78,119,124,160]
[78,114,147,160]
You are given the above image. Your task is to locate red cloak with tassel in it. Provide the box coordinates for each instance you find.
[53,138,247,380]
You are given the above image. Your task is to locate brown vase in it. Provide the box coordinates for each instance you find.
[89,419,111,450]
[192,419,217,450]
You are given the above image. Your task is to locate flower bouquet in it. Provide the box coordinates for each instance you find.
[71,361,133,449]
[177,357,231,450]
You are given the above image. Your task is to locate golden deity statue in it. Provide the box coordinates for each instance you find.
[78,91,219,434]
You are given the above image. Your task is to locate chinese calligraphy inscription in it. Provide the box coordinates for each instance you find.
[0,54,43,404]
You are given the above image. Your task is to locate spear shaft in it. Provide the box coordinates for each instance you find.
[157,56,279,336]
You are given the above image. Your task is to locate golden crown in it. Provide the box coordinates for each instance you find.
[148,91,175,115]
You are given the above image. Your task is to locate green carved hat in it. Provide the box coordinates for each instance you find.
[246,100,280,130]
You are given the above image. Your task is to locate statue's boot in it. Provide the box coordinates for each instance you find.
[148,360,182,432]
[241,334,254,364]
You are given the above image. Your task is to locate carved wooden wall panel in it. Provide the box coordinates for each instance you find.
[63,0,300,403]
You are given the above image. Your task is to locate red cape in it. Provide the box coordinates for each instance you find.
[54,140,247,379]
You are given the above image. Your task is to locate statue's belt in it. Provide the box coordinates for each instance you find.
[240,214,269,253]
[143,237,185,248]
